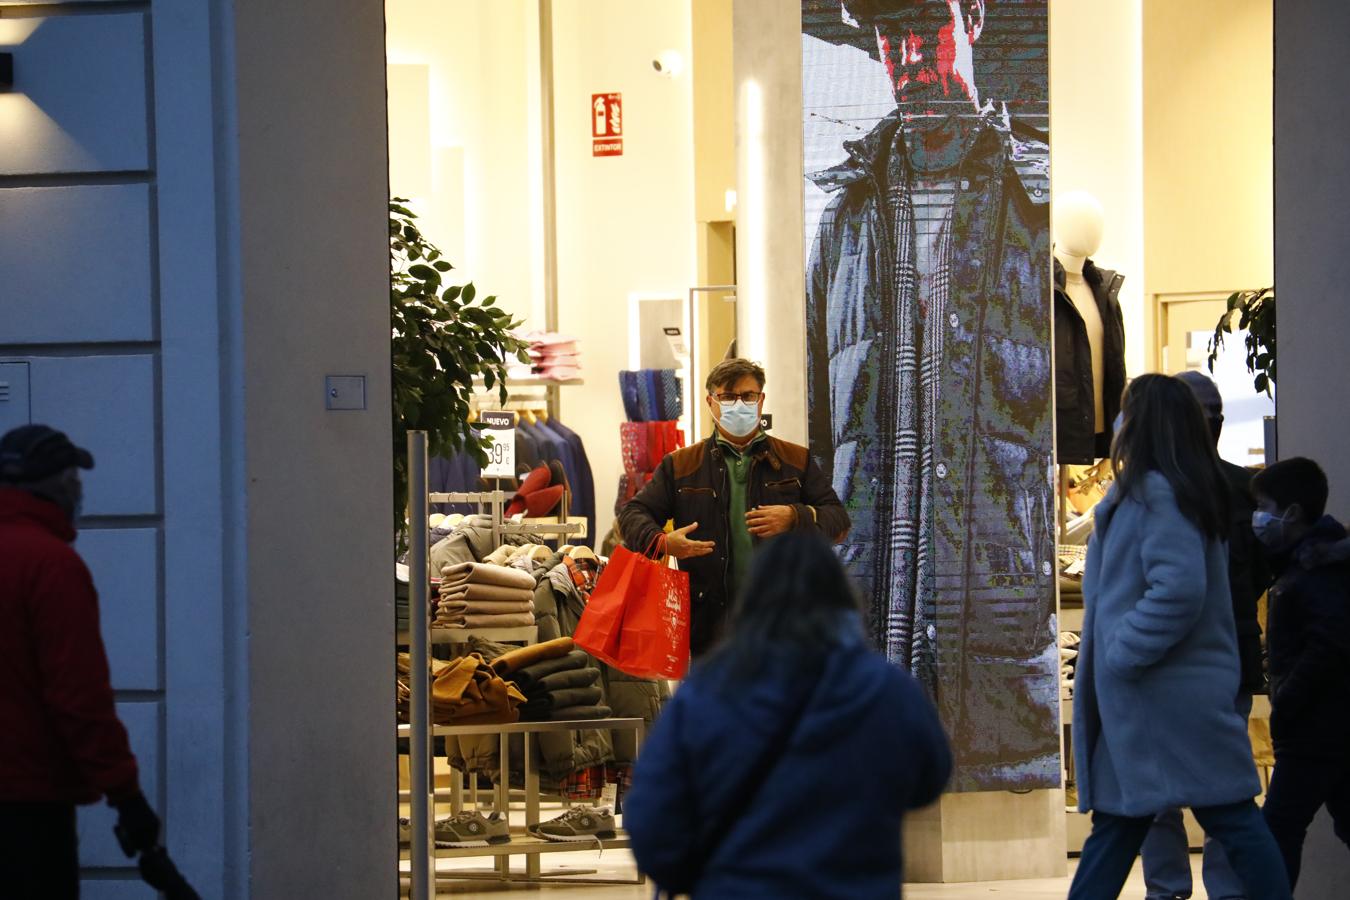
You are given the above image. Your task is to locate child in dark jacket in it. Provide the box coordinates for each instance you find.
[624,532,951,899]
[1251,457,1350,888]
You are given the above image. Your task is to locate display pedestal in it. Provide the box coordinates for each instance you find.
[903,788,1067,882]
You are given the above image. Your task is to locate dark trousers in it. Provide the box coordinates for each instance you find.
[1262,753,1350,888]
[1068,801,1291,900]
[0,802,79,899]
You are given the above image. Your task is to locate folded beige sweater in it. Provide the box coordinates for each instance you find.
[432,611,538,629]
[440,561,536,591]
[437,598,533,617]
[438,582,535,605]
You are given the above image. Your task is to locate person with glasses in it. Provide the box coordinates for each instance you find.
[619,358,850,656]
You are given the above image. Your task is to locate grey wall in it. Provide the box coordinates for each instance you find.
[1,0,392,895]
[231,0,394,895]
[1274,2,1350,897]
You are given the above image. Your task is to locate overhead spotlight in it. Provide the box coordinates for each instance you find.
[651,49,684,79]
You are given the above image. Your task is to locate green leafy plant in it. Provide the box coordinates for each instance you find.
[1208,287,1276,396]
[390,199,529,549]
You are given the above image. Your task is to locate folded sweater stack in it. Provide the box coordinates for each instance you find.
[434,562,536,629]
[489,639,610,723]
[396,652,527,726]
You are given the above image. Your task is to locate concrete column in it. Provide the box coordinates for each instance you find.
[230,0,394,895]
[1274,5,1350,892]
[733,0,807,444]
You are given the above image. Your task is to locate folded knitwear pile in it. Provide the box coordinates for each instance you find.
[490,638,611,723]
[396,653,527,726]
[434,561,536,630]
[509,331,581,382]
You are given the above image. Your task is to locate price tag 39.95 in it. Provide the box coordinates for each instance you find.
[479,411,516,479]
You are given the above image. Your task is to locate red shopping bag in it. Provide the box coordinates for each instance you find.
[574,535,691,679]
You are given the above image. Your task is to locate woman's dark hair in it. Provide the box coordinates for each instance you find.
[1110,373,1230,541]
[699,531,861,685]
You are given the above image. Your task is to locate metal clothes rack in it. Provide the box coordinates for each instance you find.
[408,435,615,897]
[470,375,584,422]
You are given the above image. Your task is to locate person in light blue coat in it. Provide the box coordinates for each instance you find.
[1068,374,1290,900]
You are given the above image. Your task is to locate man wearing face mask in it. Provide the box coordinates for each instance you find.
[0,425,162,897]
[619,359,850,656]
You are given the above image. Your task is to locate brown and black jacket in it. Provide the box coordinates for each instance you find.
[618,434,850,657]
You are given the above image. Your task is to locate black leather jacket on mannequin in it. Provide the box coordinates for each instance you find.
[1054,257,1126,464]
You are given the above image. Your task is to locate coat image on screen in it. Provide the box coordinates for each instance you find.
[803,0,1056,792]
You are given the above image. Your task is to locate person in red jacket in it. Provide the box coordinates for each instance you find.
[0,424,162,898]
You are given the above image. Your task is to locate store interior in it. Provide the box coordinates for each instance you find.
[384,0,1298,894]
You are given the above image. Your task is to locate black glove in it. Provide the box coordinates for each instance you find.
[112,791,161,857]
[140,846,202,900]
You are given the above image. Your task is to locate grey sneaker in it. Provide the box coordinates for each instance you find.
[532,805,617,842]
[434,810,511,848]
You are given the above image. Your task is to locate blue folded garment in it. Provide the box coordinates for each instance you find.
[619,370,643,422]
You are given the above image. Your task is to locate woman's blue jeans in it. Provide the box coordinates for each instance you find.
[1068,800,1291,900]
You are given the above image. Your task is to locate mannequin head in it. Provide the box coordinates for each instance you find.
[1053,191,1105,267]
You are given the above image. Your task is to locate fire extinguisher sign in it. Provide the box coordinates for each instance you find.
[591,93,623,157]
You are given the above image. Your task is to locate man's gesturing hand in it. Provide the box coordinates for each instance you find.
[665,523,716,559]
[746,505,796,538]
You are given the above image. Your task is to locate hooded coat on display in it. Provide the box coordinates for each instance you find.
[625,632,951,898]
[1053,257,1126,464]
[1073,473,1262,817]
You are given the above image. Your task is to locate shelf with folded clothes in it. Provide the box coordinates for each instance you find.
[473,375,585,388]
[425,833,633,861]
[396,626,540,646]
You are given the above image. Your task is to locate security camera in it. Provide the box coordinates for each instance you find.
[651,50,684,78]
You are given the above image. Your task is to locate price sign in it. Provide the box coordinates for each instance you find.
[479,411,516,479]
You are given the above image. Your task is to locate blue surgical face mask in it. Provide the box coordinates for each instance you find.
[717,399,760,438]
[1252,509,1292,550]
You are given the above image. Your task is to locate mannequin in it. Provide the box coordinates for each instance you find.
[1053,191,1127,464]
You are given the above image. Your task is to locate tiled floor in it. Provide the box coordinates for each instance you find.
[412,849,1209,897]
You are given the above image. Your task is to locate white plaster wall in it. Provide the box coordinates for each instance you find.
[386,0,541,326]
[551,0,697,543]
[1050,0,1147,377]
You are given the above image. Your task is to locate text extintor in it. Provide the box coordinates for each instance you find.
[592,92,623,157]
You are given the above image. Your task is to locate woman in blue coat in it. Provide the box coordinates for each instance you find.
[625,531,951,898]
[1069,374,1289,899]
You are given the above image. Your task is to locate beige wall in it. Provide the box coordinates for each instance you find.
[552,0,697,542]
[1143,0,1274,343]
[1050,0,1147,376]
[693,0,736,226]
[386,0,541,325]
[386,0,700,543]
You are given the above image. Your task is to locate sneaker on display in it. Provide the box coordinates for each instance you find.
[433,810,511,848]
[531,805,617,842]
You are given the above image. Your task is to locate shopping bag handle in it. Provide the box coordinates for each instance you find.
[643,532,671,565]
